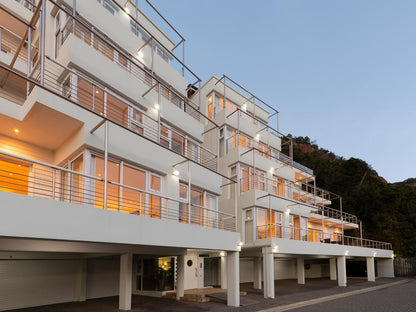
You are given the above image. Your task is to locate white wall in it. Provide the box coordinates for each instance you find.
[87,258,120,299]
[0,260,78,311]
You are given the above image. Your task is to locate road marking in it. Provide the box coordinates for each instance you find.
[259,280,409,312]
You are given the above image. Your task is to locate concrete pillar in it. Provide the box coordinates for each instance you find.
[253,256,262,289]
[366,257,376,282]
[221,254,227,289]
[176,255,185,300]
[376,258,395,278]
[337,256,347,287]
[262,247,275,299]
[297,257,305,285]
[226,251,240,307]
[329,258,337,281]
[75,259,87,302]
[119,253,133,311]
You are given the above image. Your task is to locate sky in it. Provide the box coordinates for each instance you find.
[145,1,416,183]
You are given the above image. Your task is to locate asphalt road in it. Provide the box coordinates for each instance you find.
[290,279,416,312]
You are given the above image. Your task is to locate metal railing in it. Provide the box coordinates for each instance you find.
[53,13,202,121]
[255,225,392,250]
[0,151,236,232]
[40,57,217,171]
[0,26,39,66]
[240,174,357,224]
[14,0,37,12]
[225,133,313,175]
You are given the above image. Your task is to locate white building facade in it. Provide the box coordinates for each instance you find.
[0,0,393,311]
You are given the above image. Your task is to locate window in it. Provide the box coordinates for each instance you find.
[70,154,84,204]
[240,166,265,193]
[272,176,285,197]
[0,157,30,195]
[91,154,162,218]
[245,209,253,243]
[97,0,120,15]
[178,184,217,227]
[62,75,72,98]
[122,165,146,215]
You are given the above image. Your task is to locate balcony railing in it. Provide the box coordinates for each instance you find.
[0,26,39,67]
[14,0,37,12]
[0,151,236,232]
[54,13,201,120]
[240,174,357,224]
[225,133,313,175]
[39,57,217,171]
[255,225,392,250]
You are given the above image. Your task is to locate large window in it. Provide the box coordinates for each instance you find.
[240,165,265,193]
[91,154,163,218]
[0,157,30,195]
[179,183,217,226]
[256,208,282,239]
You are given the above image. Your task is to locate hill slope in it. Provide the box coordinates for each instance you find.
[284,136,416,257]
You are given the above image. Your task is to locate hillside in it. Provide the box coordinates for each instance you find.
[283,135,416,257]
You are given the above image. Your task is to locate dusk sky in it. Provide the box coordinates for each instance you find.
[146,1,416,183]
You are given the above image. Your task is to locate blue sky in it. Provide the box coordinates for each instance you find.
[147,1,416,183]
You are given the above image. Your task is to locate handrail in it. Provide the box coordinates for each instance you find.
[0,150,236,231]
[254,224,392,250]
[45,55,215,157]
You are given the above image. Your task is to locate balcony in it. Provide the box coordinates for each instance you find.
[0,151,236,232]
[254,224,392,250]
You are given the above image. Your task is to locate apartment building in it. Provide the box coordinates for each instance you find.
[0,0,394,311]
[192,76,394,298]
[0,0,241,310]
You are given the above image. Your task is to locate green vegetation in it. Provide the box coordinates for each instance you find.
[284,135,416,257]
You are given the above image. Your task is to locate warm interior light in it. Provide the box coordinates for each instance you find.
[95,90,99,94]
[154,103,160,110]
[137,51,144,58]
[173,170,179,176]
[13,128,19,133]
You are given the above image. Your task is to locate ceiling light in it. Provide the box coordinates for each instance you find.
[173,170,179,176]
[255,133,260,141]
[138,51,144,58]
[124,6,130,14]
[220,251,225,257]
[154,103,160,110]
[13,128,19,133]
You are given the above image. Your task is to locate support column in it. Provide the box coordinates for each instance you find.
[253,256,262,289]
[337,256,347,287]
[376,258,395,278]
[297,257,305,285]
[176,255,185,300]
[329,258,337,281]
[262,247,274,299]
[119,253,133,311]
[226,251,240,307]
[74,259,87,302]
[221,253,227,289]
[366,257,376,282]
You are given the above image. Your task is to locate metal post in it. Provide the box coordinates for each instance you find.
[151,39,154,73]
[52,168,56,200]
[340,197,344,244]
[103,121,109,210]
[276,112,279,132]
[360,220,363,246]
[187,161,191,224]
[27,27,32,94]
[157,84,161,141]
[313,176,316,206]
[182,41,185,76]
[72,0,76,34]
[40,0,46,85]
[269,195,272,238]
[290,139,293,165]
[234,182,237,232]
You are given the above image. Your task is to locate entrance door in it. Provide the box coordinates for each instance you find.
[197,257,204,288]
